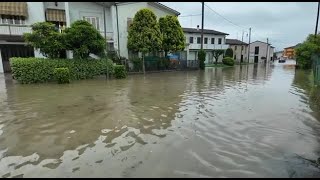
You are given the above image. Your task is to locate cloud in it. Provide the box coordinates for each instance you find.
[161,2,318,50]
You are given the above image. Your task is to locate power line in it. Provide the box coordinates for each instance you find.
[179,14,202,17]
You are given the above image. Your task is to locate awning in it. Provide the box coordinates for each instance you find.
[46,9,66,22]
[0,2,28,17]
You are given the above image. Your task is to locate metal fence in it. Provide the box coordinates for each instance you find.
[312,54,320,85]
[121,57,199,72]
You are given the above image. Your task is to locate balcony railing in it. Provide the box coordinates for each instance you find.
[0,24,32,36]
[99,31,114,41]
[188,43,229,50]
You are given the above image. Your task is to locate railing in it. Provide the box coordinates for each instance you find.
[99,31,114,41]
[188,44,229,50]
[0,24,32,36]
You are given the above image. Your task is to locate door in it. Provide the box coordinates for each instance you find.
[0,44,35,73]
[241,55,243,63]
[254,56,259,63]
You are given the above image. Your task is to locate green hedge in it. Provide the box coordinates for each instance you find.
[10,57,114,84]
[53,67,71,84]
[114,65,127,79]
[198,50,206,70]
[222,57,235,66]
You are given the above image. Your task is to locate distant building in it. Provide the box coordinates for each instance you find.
[283,43,301,59]
[249,41,275,63]
[182,27,229,64]
[226,39,248,63]
[274,51,284,60]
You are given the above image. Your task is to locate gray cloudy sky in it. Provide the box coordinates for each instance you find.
[162,2,318,51]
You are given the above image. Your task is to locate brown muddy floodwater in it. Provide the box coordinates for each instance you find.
[1,60,320,178]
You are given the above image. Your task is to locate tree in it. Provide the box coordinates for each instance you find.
[24,22,66,58]
[212,49,225,64]
[225,48,233,58]
[295,34,320,69]
[198,50,206,70]
[127,9,162,74]
[64,20,106,59]
[159,15,185,57]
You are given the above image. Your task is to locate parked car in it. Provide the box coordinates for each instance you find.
[279,59,286,63]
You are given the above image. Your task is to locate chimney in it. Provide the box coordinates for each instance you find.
[197,25,199,31]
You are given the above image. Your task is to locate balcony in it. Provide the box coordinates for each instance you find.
[0,24,31,36]
[188,43,229,50]
[99,31,114,42]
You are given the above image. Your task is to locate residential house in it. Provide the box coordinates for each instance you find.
[283,43,301,59]
[182,27,229,64]
[274,51,283,60]
[249,40,275,63]
[225,39,248,63]
[0,2,116,73]
[114,2,180,59]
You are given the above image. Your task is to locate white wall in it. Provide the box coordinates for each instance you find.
[115,2,177,59]
[184,32,227,48]
[249,41,273,63]
[68,2,113,33]
[26,2,46,25]
[43,2,65,10]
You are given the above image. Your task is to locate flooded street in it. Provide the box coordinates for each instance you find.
[1,60,320,177]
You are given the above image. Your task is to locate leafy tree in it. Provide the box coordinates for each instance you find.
[159,15,185,57]
[225,48,233,58]
[212,49,225,64]
[64,20,106,59]
[127,9,162,74]
[198,50,206,70]
[24,22,66,58]
[295,34,320,69]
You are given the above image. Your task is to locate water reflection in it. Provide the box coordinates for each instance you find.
[0,63,320,177]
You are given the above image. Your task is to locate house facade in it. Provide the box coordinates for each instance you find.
[182,27,229,64]
[226,39,248,63]
[248,41,274,63]
[283,43,300,59]
[0,2,180,73]
[114,2,180,59]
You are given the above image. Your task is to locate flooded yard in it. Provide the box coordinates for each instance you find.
[1,61,320,177]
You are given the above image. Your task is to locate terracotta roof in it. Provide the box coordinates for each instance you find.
[182,28,229,35]
[226,39,248,45]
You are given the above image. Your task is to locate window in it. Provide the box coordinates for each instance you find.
[127,18,133,31]
[197,37,201,44]
[235,46,237,50]
[83,16,100,30]
[218,38,222,44]
[0,15,25,25]
[55,2,58,6]
[211,38,215,44]
[189,37,193,44]
[204,37,208,44]
[241,46,244,51]
[255,46,259,54]
[234,55,236,59]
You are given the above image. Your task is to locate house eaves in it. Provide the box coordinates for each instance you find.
[114,2,180,16]
[182,27,229,35]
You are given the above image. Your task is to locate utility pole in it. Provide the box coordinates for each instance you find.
[241,30,244,63]
[201,2,204,50]
[247,27,251,63]
[315,2,320,36]
[265,38,269,64]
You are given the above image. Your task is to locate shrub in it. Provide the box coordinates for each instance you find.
[198,50,206,70]
[23,22,66,58]
[114,65,127,79]
[222,57,235,66]
[53,67,70,84]
[131,58,143,72]
[64,20,106,59]
[225,48,233,58]
[10,57,114,84]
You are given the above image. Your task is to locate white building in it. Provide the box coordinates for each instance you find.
[248,41,275,63]
[114,2,180,59]
[0,2,180,73]
[182,27,229,64]
[226,39,248,63]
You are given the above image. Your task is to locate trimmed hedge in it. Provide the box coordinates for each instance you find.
[53,67,71,84]
[10,57,114,84]
[222,57,235,66]
[198,50,206,70]
[114,65,127,79]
